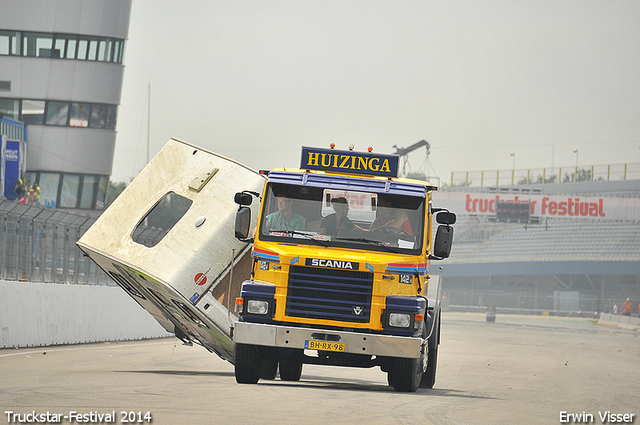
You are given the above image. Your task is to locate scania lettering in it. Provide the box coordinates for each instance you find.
[307,259,357,269]
[77,140,455,393]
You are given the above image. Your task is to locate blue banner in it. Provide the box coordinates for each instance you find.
[4,140,23,200]
[300,147,399,178]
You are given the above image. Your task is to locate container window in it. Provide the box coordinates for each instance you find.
[132,192,193,247]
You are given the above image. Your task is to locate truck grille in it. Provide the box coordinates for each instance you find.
[285,265,373,323]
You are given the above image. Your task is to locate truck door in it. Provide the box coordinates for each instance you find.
[77,138,265,362]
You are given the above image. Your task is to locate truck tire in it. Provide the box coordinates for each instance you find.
[279,350,303,381]
[390,355,423,392]
[389,318,432,392]
[260,357,278,380]
[234,343,260,384]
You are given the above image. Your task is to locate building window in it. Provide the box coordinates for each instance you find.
[97,40,107,62]
[96,176,107,209]
[22,32,57,58]
[59,174,81,208]
[1,98,117,129]
[70,103,90,127]
[0,30,20,55]
[36,172,60,208]
[65,38,77,59]
[113,40,123,63]
[21,100,45,125]
[87,39,98,61]
[1,30,125,63]
[0,98,19,120]
[77,39,88,60]
[79,175,98,209]
[45,101,69,126]
[25,171,108,210]
[90,104,107,128]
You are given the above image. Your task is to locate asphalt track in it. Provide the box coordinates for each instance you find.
[1,312,639,425]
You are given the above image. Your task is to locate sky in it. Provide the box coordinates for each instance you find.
[112,0,640,186]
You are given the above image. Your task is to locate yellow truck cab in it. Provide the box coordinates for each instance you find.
[233,145,455,391]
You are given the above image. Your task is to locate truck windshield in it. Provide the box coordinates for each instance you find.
[258,182,425,253]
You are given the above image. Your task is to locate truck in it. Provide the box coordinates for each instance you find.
[77,139,455,393]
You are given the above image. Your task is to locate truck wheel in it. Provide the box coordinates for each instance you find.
[260,357,278,380]
[279,351,303,381]
[390,321,429,392]
[234,343,260,384]
[390,356,423,392]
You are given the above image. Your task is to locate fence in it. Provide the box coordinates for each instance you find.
[442,288,603,314]
[450,163,640,188]
[0,199,112,285]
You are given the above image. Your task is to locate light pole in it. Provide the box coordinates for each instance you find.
[573,148,579,182]
[510,152,515,185]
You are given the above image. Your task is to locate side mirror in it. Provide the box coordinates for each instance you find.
[433,225,453,259]
[235,207,252,241]
[436,211,456,225]
[234,192,253,206]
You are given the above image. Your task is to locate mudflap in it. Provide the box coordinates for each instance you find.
[77,138,265,363]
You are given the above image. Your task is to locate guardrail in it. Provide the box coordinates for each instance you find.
[597,312,640,331]
[449,163,640,188]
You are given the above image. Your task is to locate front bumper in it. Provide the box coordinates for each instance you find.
[233,321,421,359]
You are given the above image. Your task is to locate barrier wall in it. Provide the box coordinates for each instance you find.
[0,280,170,348]
[597,312,640,332]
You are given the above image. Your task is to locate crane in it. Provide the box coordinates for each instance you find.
[392,140,430,177]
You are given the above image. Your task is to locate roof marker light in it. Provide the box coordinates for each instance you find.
[330,143,335,149]
[368,146,373,152]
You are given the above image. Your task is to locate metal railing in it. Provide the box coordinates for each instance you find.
[0,117,27,142]
[0,199,111,285]
[450,163,640,188]
[442,289,604,314]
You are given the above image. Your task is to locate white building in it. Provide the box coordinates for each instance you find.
[0,0,132,210]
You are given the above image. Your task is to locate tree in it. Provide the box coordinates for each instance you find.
[406,172,429,181]
[106,180,127,207]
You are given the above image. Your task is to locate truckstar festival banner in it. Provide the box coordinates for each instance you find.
[432,192,640,222]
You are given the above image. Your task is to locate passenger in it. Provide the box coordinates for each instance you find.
[370,196,413,235]
[622,298,632,316]
[265,196,305,231]
[320,197,359,235]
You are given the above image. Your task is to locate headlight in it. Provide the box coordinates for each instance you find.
[388,312,411,328]
[246,299,270,315]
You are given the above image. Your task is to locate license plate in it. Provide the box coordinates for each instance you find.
[305,340,346,352]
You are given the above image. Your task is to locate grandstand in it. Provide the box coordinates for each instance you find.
[433,179,640,314]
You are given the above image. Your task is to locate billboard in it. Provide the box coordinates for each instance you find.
[433,191,640,222]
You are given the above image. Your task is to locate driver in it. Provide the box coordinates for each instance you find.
[369,196,413,235]
[320,197,358,235]
[266,196,306,231]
